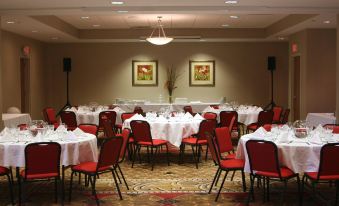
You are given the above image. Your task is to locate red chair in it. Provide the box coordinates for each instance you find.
[272,106,283,123]
[183,105,194,115]
[60,111,77,131]
[43,107,60,129]
[280,108,290,124]
[301,143,339,205]
[18,142,62,204]
[130,120,170,171]
[98,111,117,135]
[0,166,14,205]
[114,128,131,189]
[206,133,246,201]
[69,137,124,204]
[115,112,136,133]
[263,124,272,132]
[215,127,236,160]
[323,124,339,134]
[219,111,241,137]
[180,119,217,168]
[245,140,300,204]
[246,110,274,133]
[133,106,144,115]
[78,124,98,136]
[203,112,217,120]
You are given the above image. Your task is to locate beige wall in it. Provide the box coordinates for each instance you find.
[337,14,339,123]
[289,29,336,120]
[1,31,47,119]
[45,42,289,110]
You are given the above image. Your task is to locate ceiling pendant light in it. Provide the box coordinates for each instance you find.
[146,16,173,45]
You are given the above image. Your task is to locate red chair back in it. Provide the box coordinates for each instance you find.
[196,119,217,140]
[272,106,283,122]
[206,132,221,164]
[215,127,233,154]
[183,106,193,115]
[323,124,339,134]
[97,137,123,171]
[210,105,219,109]
[280,109,290,124]
[121,113,136,123]
[24,142,61,178]
[43,107,58,124]
[203,112,217,120]
[78,124,98,135]
[257,110,274,127]
[103,120,116,137]
[220,111,238,129]
[130,120,153,143]
[263,124,272,132]
[317,143,339,179]
[133,106,144,115]
[246,140,281,177]
[98,111,117,130]
[60,111,77,130]
[119,128,131,161]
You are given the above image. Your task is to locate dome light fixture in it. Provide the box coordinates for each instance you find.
[146,16,173,45]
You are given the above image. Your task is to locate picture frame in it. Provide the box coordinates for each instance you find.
[132,60,158,86]
[189,60,215,86]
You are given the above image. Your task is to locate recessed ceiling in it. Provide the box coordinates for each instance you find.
[0,0,338,43]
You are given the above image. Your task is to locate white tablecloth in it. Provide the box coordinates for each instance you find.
[123,117,202,147]
[306,113,336,128]
[236,131,339,173]
[116,103,220,113]
[2,113,32,127]
[66,107,125,125]
[202,105,263,125]
[0,132,98,167]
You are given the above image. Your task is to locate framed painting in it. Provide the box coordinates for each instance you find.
[132,60,158,86]
[189,60,215,86]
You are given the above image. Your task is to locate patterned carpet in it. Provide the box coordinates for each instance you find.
[0,147,335,206]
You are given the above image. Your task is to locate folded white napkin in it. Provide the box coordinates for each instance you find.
[202,106,213,113]
[194,113,205,120]
[55,124,67,132]
[64,132,78,141]
[113,107,125,113]
[183,112,193,119]
[276,131,291,144]
[248,127,267,140]
[129,114,146,121]
[73,128,86,136]
[0,127,9,136]
[157,116,168,122]
[314,125,325,133]
[308,134,323,145]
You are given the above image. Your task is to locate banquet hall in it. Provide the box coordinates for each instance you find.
[0,0,339,205]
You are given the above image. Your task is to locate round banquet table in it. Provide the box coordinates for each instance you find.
[0,132,98,168]
[123,117,203,147]
[235,132,337,173]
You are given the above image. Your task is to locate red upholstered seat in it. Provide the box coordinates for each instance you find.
[0,166,9,174]
[78,124,98,136]
[223,153,236,159]
[219,159,244,169]
[72,162,111,173]
[137,139,168,146]
[20,171,59,180]
[256,166,295,178]
[305,172,339,181]
[181,137,207,145]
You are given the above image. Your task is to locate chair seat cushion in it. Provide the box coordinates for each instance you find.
[0,166,9,175]
[220,159,244,169]
[137,139,168,146]
[305,172,339,181]
[72,162,111,173]
[129,137,134,143]
[20,170,59,180]
[247,123,258,131]
[221,153,236,160]
[181,137,207,145]
[255,166,295,178]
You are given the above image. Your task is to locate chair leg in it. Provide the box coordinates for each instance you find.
[150,146,155,171]
[190,145,198,169]
[335,180,339,206]
[215,171,228,202]
[209,168,220,194]
[205,145,209,161]
[6,174,14,205]
[231,170,236,181]
[54,177,58,203]
[266,177,270,201]
[89,176,99,206]
[18,176,23,205]
[146,146,150,163]
[241,170,247,192]
[165,144,170,166]
[69,171,75,202]
[279,180,287,205]
[215,169,223,186]
[132,145,139,168]
[246,175,255,205]
[117,164,129,190]
[112,169,123,200]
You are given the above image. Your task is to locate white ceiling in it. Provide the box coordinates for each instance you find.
[0,0,338,42]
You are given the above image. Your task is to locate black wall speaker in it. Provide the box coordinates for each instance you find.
[267,56,276,71]
[63,58,72,72]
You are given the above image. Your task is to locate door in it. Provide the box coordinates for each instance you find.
[20,58,30,113]
[293,56,300,121]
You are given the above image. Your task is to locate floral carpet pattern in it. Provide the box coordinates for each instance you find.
[0,149,335,205]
